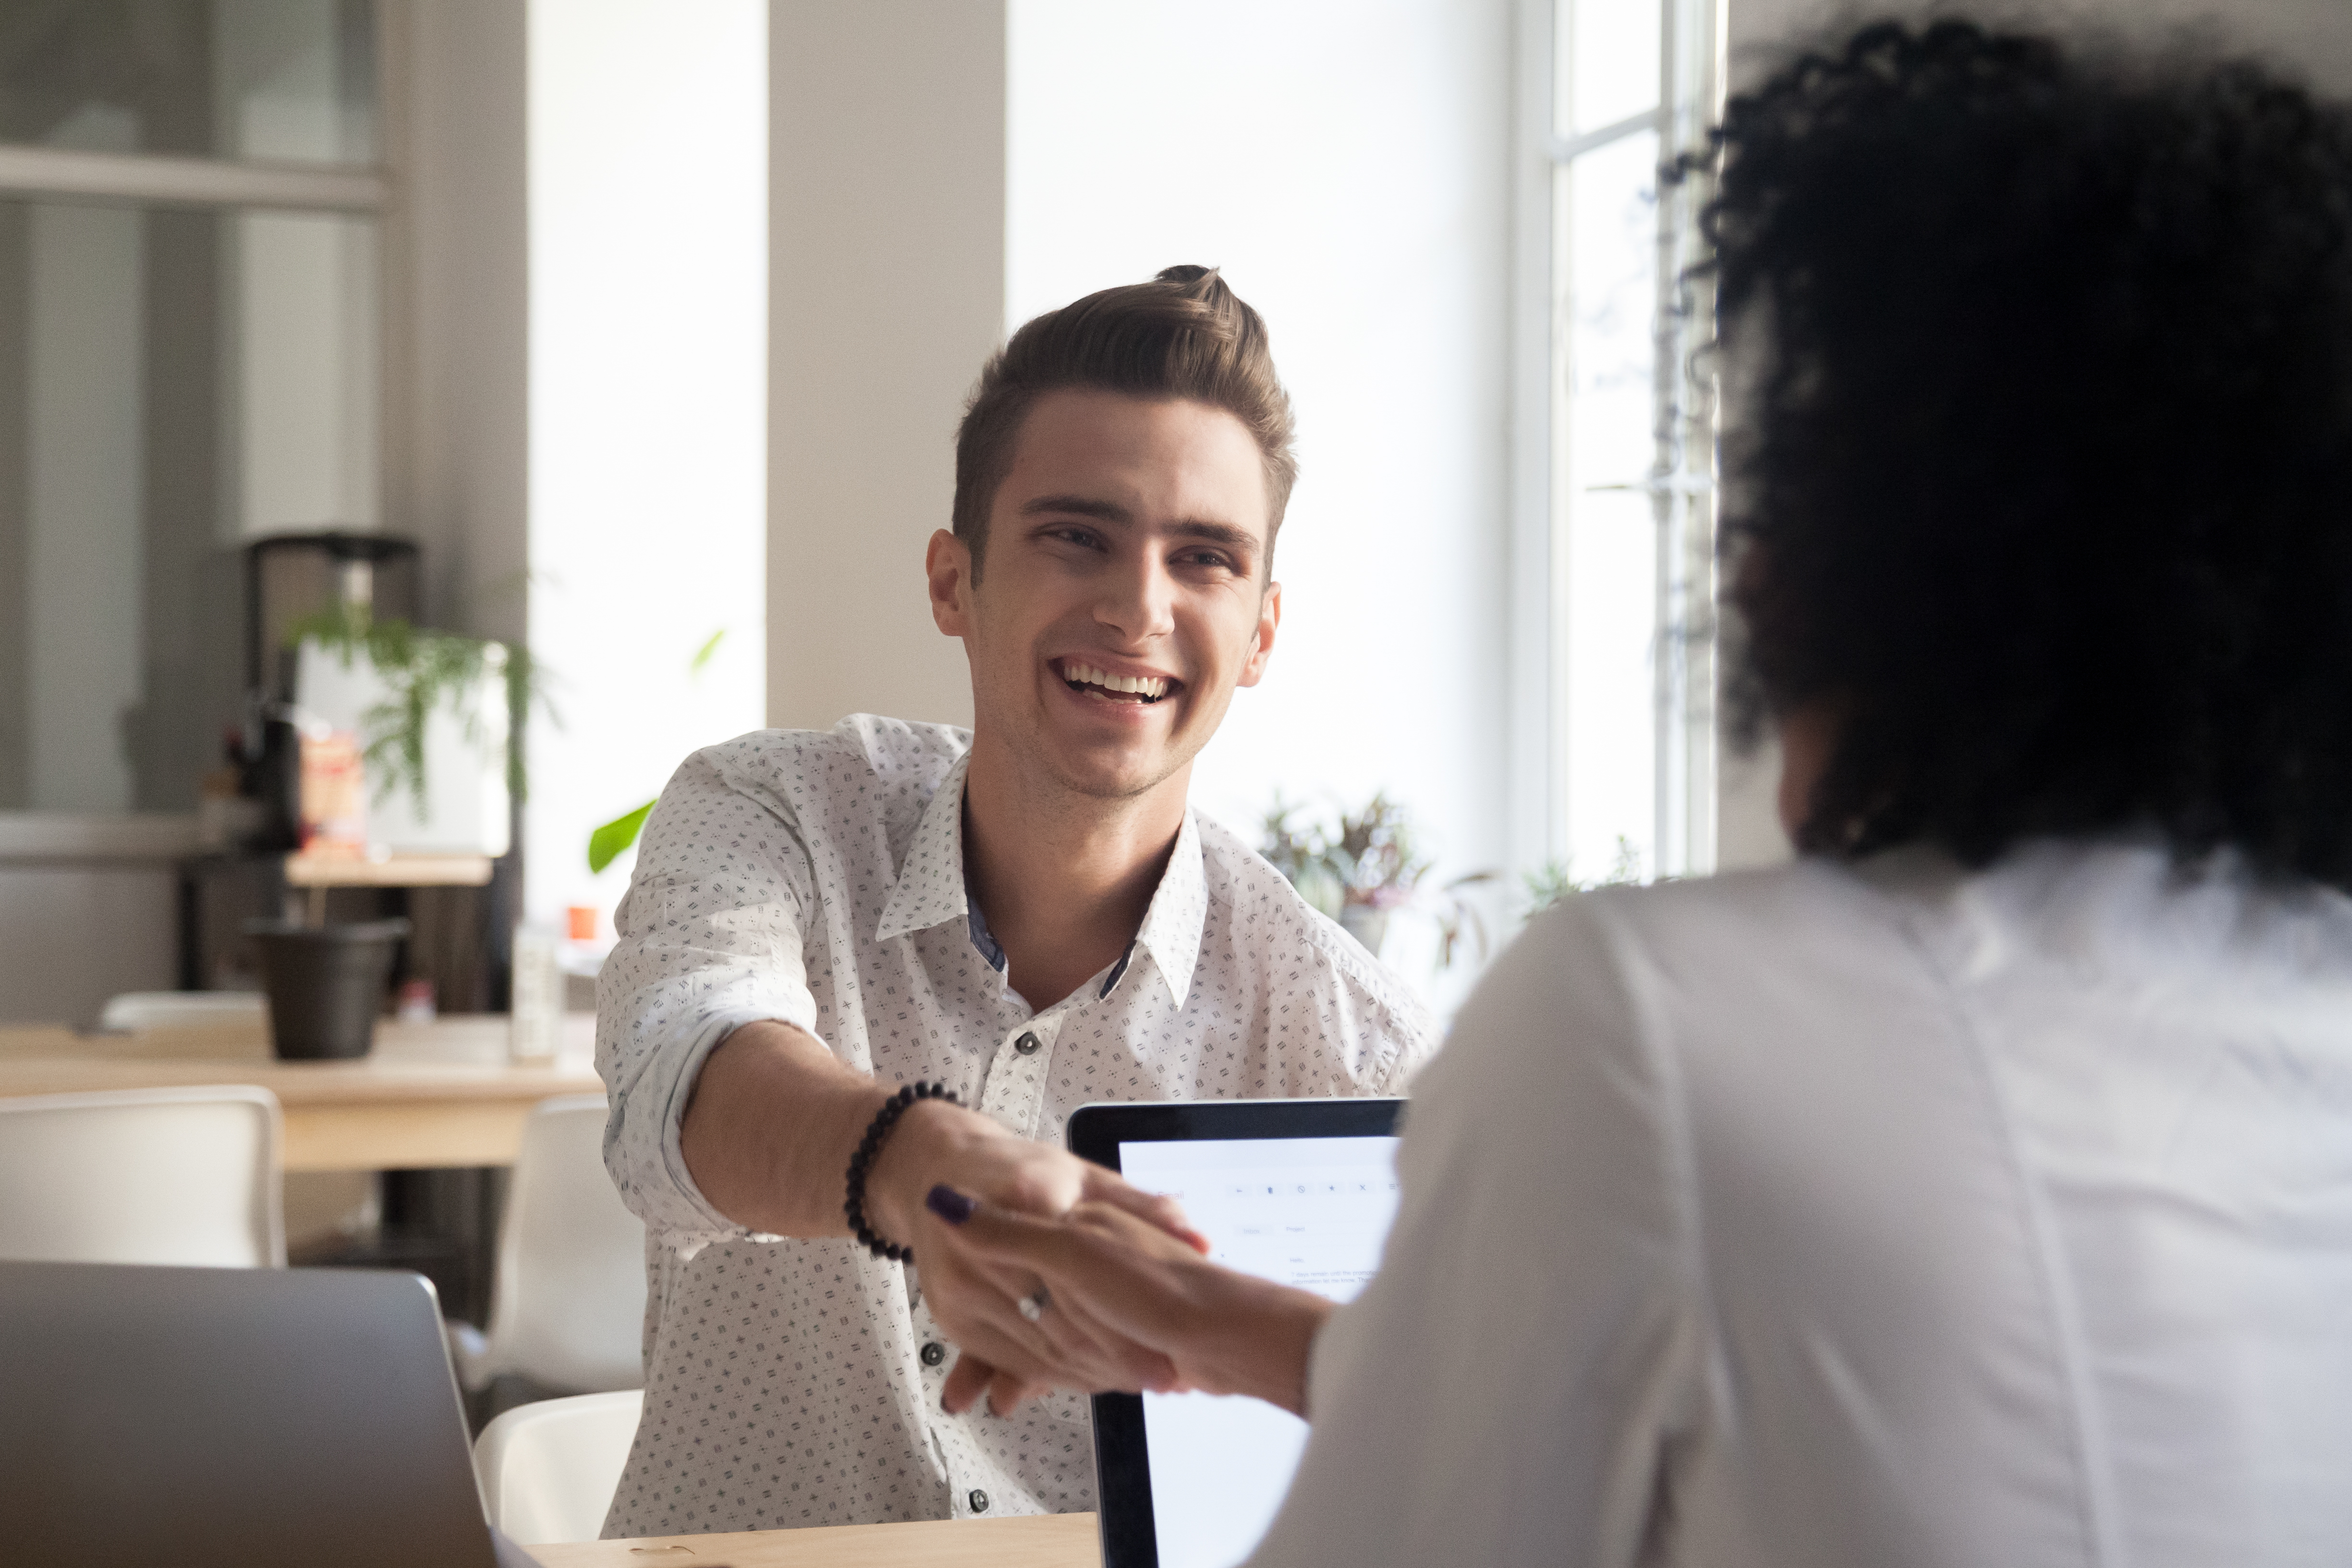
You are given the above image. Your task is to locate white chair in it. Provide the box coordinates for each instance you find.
[452,1094,646,1393]
[0,1085,285,1267]
[97,991,267,1032]
[473,1388,644,1544]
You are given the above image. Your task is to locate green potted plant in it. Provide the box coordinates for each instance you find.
[285,604,540,820]
[1258,791,1495,966]
[245,609,541,1058]
[1520,836,1647,916]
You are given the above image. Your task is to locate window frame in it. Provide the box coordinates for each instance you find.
[1509,0,1724,885]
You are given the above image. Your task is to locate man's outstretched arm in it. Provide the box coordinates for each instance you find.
[676,1018,893,1238]
[681,1018,1206,1406]
[598,750,1198,1409]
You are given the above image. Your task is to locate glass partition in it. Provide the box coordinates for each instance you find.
[0,197,379,812]
[0,0,376,166]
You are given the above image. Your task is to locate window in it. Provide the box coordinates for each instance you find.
[1513,0,1721,884]
[0,0,382,814]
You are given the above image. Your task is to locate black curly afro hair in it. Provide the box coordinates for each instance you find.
[1688,17,2352,889]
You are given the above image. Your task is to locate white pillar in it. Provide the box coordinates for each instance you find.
[766,0,1006,735]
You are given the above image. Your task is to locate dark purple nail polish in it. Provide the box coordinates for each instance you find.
[926,1184,977,1224]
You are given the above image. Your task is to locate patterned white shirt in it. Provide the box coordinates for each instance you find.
[595,715,1437,1537]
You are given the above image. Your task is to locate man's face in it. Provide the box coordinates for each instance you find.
[928,388,1281,802]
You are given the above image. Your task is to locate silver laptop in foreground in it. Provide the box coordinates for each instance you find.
[0,1259,536,1568]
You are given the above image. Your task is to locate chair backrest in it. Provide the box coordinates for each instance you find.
[0,1086,284,1267]
[481,1094,646,1391]
[98,991,268,1032]
[473,1389,645,1545]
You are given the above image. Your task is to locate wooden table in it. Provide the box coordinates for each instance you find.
[0,1015,603,1171]
[528,1514,1101,1568]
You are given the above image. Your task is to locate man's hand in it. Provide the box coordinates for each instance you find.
[678,1020,1210,1417]
[932,1198,1336,1419]
[863,1100,1207,1414]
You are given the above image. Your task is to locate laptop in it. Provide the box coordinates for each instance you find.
[0,1259,538,1568]
[1070,1097,1405,1568]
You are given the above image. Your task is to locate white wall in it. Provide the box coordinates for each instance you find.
[524,0,768,926]
[1007,0,1514,999]
[766,0,1004,736]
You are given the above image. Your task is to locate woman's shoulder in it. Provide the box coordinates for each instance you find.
[1540,857,1908,992]
[1417,858,1931,1106]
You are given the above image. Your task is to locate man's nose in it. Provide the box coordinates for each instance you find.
[1095,555,1177,643]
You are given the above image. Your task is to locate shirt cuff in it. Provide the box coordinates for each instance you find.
[640,1000,821,1258]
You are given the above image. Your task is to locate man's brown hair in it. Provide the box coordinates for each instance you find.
[952,265,1297,580]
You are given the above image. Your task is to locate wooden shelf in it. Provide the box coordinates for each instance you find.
[282,852,494,888]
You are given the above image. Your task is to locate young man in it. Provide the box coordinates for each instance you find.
[595,266,1436,1536]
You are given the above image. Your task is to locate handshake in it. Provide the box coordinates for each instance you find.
[858,1101,1336,1424]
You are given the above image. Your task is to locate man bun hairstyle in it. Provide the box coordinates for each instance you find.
[952,265,1297,578]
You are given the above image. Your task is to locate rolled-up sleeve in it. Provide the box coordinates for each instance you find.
[595,747,823,1253]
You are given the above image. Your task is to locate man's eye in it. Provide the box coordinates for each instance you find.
[1047,528,1105,551]
[1177,550,1235,571]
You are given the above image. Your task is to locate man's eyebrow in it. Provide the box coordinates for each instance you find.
[1166,519,1259,552]
[1020,494,1133,525]
[1019,495,1260,552]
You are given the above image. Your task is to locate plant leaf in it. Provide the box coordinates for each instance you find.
[588,799,657,874]
[690,628,727,676]
[288,610,554,816]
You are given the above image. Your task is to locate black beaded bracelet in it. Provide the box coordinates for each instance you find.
[843,1080,963,1262]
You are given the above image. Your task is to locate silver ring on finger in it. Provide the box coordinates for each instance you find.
[1016,1286,1052,1324]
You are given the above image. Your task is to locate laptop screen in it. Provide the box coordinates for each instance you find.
[1114,1134,1402,1568]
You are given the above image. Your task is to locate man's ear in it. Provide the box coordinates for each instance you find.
[1235,580,1281,689]
[926,529,975,637]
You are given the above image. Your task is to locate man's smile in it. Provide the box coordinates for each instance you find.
[1052,656,1182,705]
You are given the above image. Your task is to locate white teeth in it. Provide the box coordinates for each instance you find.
[1063,662,1170,699]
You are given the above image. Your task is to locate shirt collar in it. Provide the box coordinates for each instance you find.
[874,752,1210,1010]
[1127,809,1207,1010]
[875,754,978,945]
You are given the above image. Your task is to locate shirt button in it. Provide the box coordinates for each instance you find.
[968,1489,990,1513]
[920,1341,946,1367]
[1014,1032,1041,1056]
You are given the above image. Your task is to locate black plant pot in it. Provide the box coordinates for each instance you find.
[243,919,411,1060]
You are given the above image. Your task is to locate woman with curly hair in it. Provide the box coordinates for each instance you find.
[927,18,2352,1567]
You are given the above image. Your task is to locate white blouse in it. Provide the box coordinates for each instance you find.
[1250,841,2352,1568]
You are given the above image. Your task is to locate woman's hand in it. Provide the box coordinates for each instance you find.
[931,1192,1336,1418]
[863,1106,1208,1414]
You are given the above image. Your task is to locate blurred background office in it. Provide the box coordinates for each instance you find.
[4,0,2352,1023]
[4,0,2352,1530]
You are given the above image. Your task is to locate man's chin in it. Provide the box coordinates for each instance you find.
[1039,739,1188,804]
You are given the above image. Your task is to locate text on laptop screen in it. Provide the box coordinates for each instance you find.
[1115,1135,1402,1568]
